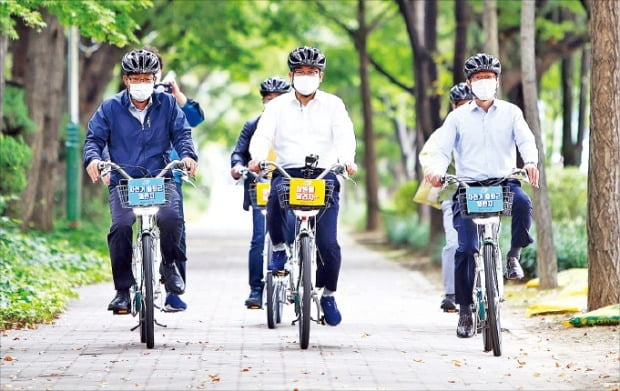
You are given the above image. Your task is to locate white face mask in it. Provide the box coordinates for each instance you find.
[129,83,154,102]
[293,75,321,96]
[471,79,497,101]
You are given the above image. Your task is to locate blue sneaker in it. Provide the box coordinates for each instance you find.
[164,293,187,312]
[320,296,342,326]
[268,250,287,271]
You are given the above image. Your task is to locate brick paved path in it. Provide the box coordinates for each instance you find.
[1,184,618,390]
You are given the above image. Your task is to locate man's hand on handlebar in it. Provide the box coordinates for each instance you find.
[181,157,198,177]
[523,163,539,188]
[344,161,358,176]
[86,159,102,183]
[248,159,261,173]
[231,164,244,180]
[424,172,444,188]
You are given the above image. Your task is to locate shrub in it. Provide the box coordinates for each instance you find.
[0,220,110,329]
[391,180,420,216]
[546,166,587,222]
[0,134,32,195]
[383,212,429,251]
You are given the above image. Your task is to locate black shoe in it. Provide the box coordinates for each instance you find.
[161,263,185,294]
[107,290,130,314]
[457,314,475,338]
[245,287,263,309]
[505,256,524,280]
[440,294,457,312]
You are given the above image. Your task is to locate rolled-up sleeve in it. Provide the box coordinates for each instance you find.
[428,113,457,175]
[249,105,276,161]
[513,108,538,164]
[333,98,356,163]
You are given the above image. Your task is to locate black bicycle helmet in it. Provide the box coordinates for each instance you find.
[449,82,473,104]
[287,46,326,71]
[259,77,291,96]
[121,49,160,75]
[463,53,501,79]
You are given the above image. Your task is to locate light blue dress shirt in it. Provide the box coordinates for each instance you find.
[430,99,538,181]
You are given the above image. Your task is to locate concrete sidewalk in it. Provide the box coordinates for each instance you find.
[1,194,618,390]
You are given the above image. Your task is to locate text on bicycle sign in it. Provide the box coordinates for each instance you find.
[127,177,166,206]
[289,178,326,206]
[465,186,504,213]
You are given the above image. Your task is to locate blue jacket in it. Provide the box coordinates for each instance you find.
[84,90,198,186]
[231,116,260,210]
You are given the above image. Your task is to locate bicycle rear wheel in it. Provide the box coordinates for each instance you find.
[483,243,502,356]
[298,236,312,349]
[141,233,155,349]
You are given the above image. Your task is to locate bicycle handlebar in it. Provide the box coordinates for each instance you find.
[98,160,187,180]
[258,160,347,180]
[441,168,530,187]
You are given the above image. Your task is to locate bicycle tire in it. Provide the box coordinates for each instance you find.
[142,233,155,349]
[266,272,277,329]
[298,235,312,349]
[483,243,502,356]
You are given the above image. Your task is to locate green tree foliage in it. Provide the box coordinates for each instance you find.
[2,0,151,46]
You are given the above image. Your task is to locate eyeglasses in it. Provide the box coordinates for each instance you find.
[293,69,320,77]
[128,77,155,84]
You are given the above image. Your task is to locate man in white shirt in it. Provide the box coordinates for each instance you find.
[425,53,540,338]
[249,46,357,326]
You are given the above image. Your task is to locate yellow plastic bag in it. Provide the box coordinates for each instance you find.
[413,178,441,209]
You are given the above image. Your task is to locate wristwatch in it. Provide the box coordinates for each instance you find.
[524,161,537,167]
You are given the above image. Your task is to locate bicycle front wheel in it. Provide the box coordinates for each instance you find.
[141,233,155,349]
[266,272,277,329]
[483,243,502,356]
[298,236,312,349]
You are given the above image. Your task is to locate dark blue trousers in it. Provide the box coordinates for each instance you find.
[108,185,184,291]
[175,181,187,283]
[267,170,342,292]
[249,207,266,290]
[452,180,533,306]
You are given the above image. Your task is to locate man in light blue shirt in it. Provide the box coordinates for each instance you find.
[425,53,540,338]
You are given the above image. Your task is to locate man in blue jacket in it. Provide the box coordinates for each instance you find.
[230,77,291,308]
[84,49,198,314]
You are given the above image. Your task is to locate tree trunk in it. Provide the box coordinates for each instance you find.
[452,0,469,85]
[561,53,579,166]
[396,0,443,250]
[357,0,380,231]
[483,0,501,97]
[79,44,125,127]
[586,0,620,310]
[575,46,590,167]
[0,34,8,128]
[18,12,66,231]
[521,0,558,289]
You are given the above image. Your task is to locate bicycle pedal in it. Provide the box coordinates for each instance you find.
[273,270,288,277]
[246,304,262,310]
[112,309,130,315]
[444,308,458,313]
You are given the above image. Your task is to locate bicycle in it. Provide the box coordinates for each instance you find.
[236,167,275,314]
[98,159,188,349]
[258,156,348,349]
[442,168,530,357]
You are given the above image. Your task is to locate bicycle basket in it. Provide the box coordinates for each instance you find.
[117,178,176,209]
[456,185,513,219]
[248,181,271,209]
[276,177,335,211]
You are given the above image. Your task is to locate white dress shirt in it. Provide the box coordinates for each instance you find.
[249,90,356,168]
[429,99,538,181]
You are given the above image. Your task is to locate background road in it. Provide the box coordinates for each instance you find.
[1,181,618,390]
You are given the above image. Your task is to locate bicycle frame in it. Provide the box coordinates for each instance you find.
[257,158,348,349]
[99,160,187,349]
[442,169,530,357]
